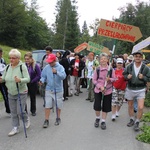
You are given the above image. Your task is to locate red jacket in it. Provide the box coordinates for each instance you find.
[113,68,127,90]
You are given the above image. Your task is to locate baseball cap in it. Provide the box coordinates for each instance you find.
[116,58,123,63]
[132,51,143,56]
[46,54,56,63]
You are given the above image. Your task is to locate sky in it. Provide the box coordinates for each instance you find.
[29,0,149,29]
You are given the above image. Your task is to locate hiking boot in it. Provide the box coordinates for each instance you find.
[127,119,134,127]
[8,127,19,136]
[86,98,90,101]
[25,117,30,129]
[134,122,140,131]
[79,91,83,93]
[94,118,100,128]
[55,118,61,126]
[101,122,106,130]
[43,120,49,128]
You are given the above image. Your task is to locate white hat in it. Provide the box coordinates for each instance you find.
[116,58,123,63]
[127,55,134,60]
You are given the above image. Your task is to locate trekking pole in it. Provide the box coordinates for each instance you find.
[16,83,27,138]
[102,45,116,100]
[53,74,59,125]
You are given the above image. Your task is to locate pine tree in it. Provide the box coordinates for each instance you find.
[53,0,80,51]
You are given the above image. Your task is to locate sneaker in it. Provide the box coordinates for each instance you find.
[79,91,83,93]
[74,93,79,96]
[32,113,36,116]
[55,118,61,126]
[43,120,49,128]
[101,122,106,130]
[116,112,119,117]
[8,127,19,136]
[94,118,100,128]
[134,122,140,131]
[86,98,90,101]
[90,99,94,102]
[127,119,134,127]
[112,115,116,122]
[25,117,30,129]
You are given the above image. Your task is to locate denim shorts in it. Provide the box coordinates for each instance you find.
[45,91,63,109]
[125,88,146,100]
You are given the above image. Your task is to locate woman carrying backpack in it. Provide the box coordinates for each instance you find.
[24,52,41,116]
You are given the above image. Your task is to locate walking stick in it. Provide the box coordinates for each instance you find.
[53,74,59,125]
[102,45,116,100]
[16,83,27,138]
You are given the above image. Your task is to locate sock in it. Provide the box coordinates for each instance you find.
[96,116,100,120]
[112,114,116,118]
[135,119,140,123]
[101,119,105,122]
[130,116,134,120]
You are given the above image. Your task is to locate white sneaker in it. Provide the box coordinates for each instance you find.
[116,112,119,117]
[8,127,19,136]
[111,115,116,121]
[25,117,30,129]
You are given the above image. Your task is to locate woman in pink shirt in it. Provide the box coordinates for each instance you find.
[92,53,116,130]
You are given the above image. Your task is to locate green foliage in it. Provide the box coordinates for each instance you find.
[136,119,150,144]
[141,113,150,122]
[115,1,150,54]
[145,91,150,107]
[0,0,52,50]
[53,0,80,51]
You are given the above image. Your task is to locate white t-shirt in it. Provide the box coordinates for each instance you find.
[134,63,142,77]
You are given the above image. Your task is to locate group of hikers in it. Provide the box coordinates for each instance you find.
[0,46,150,137]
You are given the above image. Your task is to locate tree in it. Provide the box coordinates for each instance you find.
[53,0,80,51]
[79,21,90,44]
[0,0,28,48]
[115,1,150,54]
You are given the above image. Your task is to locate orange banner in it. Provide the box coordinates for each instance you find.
[74,42,88,53]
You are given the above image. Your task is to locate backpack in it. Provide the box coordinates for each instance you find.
[96,67,113,80]
[6,64,23,77]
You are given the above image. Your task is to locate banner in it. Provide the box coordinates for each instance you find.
[87,41,110,55]
[97,19,142,43]
[132,37,150,53]
[74,42,88,53]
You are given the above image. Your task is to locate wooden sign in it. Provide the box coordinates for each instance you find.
[132,37,150,53]
[87,41,110,55]
[74,42,88,53]
[97,19,142,43]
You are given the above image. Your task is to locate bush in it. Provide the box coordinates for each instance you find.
[145,91,150,107]
[136,112,150,144]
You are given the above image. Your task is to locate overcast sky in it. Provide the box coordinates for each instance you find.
[28,0,149,28]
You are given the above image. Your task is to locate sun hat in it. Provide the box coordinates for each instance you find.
[127,55,134,60]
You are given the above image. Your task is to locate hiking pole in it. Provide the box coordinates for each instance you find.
[16,83,27,138]
[53,74,59,125]
[102,45,116,100]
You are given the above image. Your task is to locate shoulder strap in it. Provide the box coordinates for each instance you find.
[20,65,23,77]
[6,65,10,72]
[96,67,100,80]
[140,63,145,74]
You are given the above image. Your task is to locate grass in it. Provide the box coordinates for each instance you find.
[0,44,28,102]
